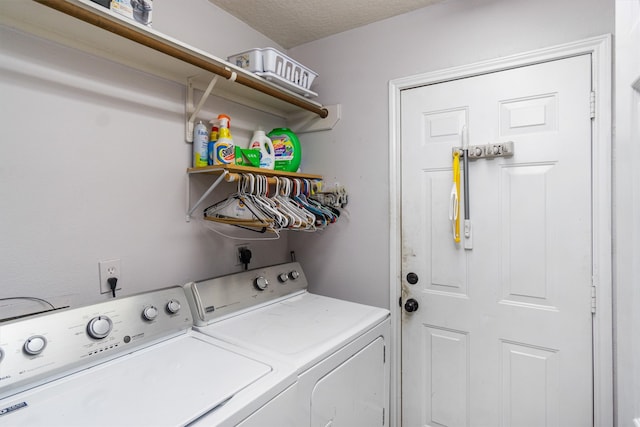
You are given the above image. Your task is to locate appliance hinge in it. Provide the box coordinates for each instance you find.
[591,285,597,314]
[590,91,596,119]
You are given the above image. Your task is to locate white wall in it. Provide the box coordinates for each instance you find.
[614,1,640,425]
[153,0,286,59]
[289,0,614,308]
[0,0,633,423]
[0,0,289,318]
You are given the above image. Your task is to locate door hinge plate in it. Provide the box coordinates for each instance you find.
[590,91,596,119]
[591,285,596,314]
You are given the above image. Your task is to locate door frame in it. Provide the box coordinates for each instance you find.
[388,35,612,427]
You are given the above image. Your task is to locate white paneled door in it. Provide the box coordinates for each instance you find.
[400,55,593,426]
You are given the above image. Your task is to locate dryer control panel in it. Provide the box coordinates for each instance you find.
[185,262,308,325]
[0,287,192,400]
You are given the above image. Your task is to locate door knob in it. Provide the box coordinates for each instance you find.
[404,298,419,313]
[406,272,419,284]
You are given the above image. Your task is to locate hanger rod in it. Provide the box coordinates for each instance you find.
[224,172,322,185]
[35,0,329,119]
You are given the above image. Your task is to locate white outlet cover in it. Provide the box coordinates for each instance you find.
[99,259,122,294]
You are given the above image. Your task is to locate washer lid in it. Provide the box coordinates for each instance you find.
[0,334,271,426]
[197,292,390,372]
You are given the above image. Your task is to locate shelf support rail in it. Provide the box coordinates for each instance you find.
[186,170,228,222]
[186,75,219,142]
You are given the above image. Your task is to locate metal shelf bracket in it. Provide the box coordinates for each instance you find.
[186,75,219,142]
[186,170,228,222]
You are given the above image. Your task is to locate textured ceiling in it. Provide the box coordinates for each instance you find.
[208,0,445,49]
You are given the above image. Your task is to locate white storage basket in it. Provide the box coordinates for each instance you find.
[228,47,318,97]
[227,48,263,73]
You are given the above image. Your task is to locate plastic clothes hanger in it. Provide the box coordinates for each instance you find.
[279,178,315,230]
[298,179,336,227]
[251,175,287,229]
[293,179,328,229]
[203,174,274,230]
[291,179,317,230]
[308,179,339,223]
[271,178,304,229]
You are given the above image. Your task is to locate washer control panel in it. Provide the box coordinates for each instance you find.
[185,262,307,325]
[0,287,192,399]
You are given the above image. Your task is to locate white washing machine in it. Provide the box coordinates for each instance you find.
[0,286,296,427]
[184,262,391,427]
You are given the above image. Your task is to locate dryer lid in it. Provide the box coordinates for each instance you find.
[196,292,390,372]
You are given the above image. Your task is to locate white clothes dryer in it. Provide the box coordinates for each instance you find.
[184,262,391,427]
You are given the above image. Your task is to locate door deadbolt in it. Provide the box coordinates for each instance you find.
[406,272,419,285]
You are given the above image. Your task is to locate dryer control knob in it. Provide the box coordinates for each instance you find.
[254,276,269,291]
[24,335,47,355]
[288,270,300,280]
[166,299,181,314]
[278,273,289,283]
[0,347,4,363]
[87,316,113,340]
[142,305,158,321]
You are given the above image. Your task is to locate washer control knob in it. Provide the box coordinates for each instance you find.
[254,276,269,291]
[288,270,300,280]
[166,299,181,314]
[87,316,113,339]
[0,348,4,363]
[24,335,47,355]
[142,305,158,321]
[278,273,289,283]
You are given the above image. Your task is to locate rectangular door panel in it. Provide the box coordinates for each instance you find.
[500,163,558,309]
[424,326,469,427]
[501,340,559,427]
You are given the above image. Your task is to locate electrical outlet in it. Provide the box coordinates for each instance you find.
[99,259,122,294]
[235,244,250,266]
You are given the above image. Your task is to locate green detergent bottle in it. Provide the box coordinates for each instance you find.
[268,128,301,172]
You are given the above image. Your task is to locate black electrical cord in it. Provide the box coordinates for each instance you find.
[0,296,55,310]
[0,297,67,322]
[108,277,118,298]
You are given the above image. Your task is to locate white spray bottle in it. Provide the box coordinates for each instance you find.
[249,127,275,169]
[193,121,208,168]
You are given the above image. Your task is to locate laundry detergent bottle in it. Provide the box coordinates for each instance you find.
[267,128,301,172]
[249,128,275,169]
[214,114,235,165]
